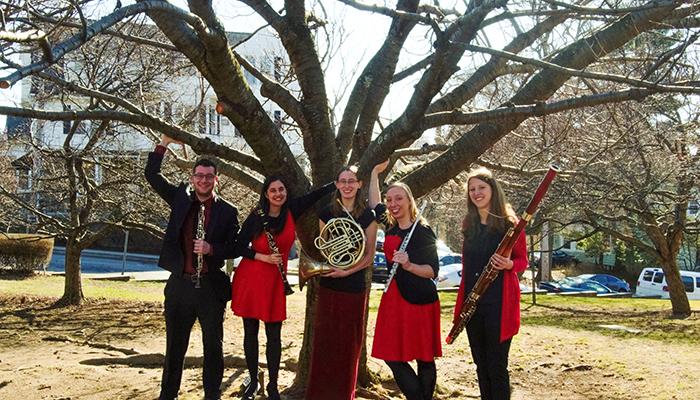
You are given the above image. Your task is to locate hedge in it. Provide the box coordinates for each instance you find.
[0,233,54,273]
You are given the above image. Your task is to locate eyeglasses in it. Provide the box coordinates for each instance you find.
[193,173,216,181]
[337,179,358,185]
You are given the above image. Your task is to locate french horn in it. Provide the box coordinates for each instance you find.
[298,217,365,289]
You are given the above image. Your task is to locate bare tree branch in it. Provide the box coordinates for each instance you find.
[0,1,206,87]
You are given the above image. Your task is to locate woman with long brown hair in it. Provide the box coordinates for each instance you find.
[231,176,333,400]
[454,167,528,400]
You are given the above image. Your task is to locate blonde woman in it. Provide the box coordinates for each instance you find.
[369,161,441,400]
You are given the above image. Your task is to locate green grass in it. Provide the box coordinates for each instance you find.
[519,294,700,344]
[0,274,164,302]
[4,275,700,345]
[386,288,699,345]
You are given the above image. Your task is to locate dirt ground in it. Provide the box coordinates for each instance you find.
[0,291,698,400]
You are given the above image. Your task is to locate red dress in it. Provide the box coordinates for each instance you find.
[231,212,296,322]
[371,227,442,362]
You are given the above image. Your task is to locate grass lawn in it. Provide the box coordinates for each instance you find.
[0,273,164,302]
[519,294,700,344]
[2,274,699,345]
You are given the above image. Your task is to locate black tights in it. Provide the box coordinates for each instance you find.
[386,360,436,400]
[242,318,282,392]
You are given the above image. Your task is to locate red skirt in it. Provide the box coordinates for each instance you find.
[371,281,442,362]
[231,258,286,322]
[306,286,367,400]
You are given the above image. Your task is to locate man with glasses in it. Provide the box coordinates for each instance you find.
[145,134,240,400]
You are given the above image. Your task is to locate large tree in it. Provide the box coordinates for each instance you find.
[1,0,699,392]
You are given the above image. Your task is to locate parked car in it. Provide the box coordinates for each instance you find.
[439,253,462,266]
[635,267,700,300]
[564,278,613,294]
[538,277,613,294]
[577,274,631,292]
[532,250,577,267]
[538,280,562,292]
[435,263,462,288]
[372,252,389,283]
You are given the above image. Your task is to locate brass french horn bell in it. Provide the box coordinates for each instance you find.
[298,217,365,289]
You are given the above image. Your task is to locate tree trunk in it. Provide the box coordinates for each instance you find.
[658,258,691,317]
[357,268,379,388]
[288,241,379,397]
[58,242,84,306]
[287,278,319,397]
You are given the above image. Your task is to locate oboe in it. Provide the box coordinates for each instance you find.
[194,203,206,289]
[446,165,559,344]
[384,201,427,293]
[257,208,294,296]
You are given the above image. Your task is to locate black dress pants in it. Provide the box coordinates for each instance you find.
[466,303,512,400]
[159,274,226,400]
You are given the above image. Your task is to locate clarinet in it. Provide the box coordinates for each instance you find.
[445,165,559,344]
[194,203,206,289]
[384,201,428,293]
[257,208,294,296]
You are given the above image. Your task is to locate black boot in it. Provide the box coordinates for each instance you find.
[241,378,260,400]
[266,382,280,400]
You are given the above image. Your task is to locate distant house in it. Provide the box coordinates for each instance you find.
[4,27,295,212]
[2,26,296,248]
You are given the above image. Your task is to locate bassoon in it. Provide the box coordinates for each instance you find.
[445,165,559,344]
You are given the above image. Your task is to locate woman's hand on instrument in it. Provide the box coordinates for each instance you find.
[264,252,282,265]
[324,267,351,278]
[393,251,411,268]
[490,253,513,270]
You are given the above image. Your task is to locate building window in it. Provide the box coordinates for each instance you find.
[15,168,32,193]
[274,56,283,81]
[274,110,282,129]
[30,53,64,95]
[688,200,699,216]
[208,105,218,136]
[6,116,31,139]
[198,107,207,135]
[163,102,173,122]
[93,163,102,185]
[63,106,72,135]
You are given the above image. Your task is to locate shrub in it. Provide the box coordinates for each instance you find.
[0,233,54,274]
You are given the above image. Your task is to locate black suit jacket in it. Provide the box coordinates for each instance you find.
[145,150,239,301]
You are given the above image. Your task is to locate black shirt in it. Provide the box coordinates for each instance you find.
[235,183,335,260]
[463,224,505,305]
[318,205,375,293]
[375,203,439,304]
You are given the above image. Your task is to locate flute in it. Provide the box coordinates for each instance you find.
[384,201,428,293]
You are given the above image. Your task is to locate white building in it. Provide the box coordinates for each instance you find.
[5,27,297,196]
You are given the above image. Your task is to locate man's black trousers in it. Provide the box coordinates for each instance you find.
[159,274,226,400]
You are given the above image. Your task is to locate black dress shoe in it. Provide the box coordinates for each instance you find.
[266,383,280,400]
[241,380,260,400]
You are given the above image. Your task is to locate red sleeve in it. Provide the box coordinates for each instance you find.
[154,144,167,155]
[453,257,466,323]
[510,230,528,273]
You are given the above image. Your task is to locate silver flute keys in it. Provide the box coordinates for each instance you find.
[195,203,206,288]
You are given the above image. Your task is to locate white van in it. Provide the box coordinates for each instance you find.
[635,267,700,300]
